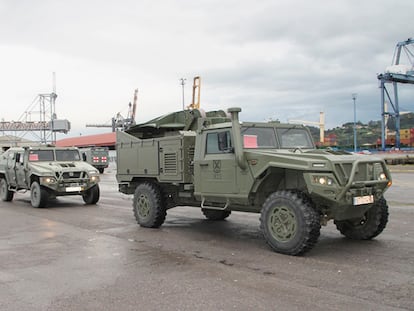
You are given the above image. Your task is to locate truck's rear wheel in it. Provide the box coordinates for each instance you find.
[260,191,320,256]
[133,182,166,228]
[98,168,104,174]
[82,185,100,205]
[0,178,14,202]
[30,181,48,208]
[334,197,389,240]
[202,208,231,220]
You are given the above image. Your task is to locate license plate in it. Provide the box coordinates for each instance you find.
[353,195,374,205]
[66,186,81,192]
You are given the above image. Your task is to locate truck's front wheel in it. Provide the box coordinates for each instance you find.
[30,181,48,208]
[0,178,14,202]
[260,191,320,255]
[133,182,166,228]
[334,197,389,240]
[82,185,100,205]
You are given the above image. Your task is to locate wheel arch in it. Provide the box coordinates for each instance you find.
[251,167,308,207]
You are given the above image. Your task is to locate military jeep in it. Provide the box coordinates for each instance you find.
[116,107,392,255]
[0,146,100,208]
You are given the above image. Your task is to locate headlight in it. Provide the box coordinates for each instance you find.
[90,175,100,183]
[312,175,334,186]
[378,173,387,181]
[40,176,57,184]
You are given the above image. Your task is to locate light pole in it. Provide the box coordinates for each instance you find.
[352,93,358,152]
[179,78,186,110]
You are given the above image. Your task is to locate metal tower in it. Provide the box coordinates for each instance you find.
[0,92,70,145]
[378,38,414,149]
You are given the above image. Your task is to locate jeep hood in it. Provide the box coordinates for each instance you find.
[244,149,384,174]
[29,162,97,175]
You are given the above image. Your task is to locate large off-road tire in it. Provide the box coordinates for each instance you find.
[260,191,321,256]
[202,208,231,220]
[30,181,49,208]
[82,185,100,205]
[334,197,389,240]
[133,182,166,228]
[0,178,14,202]
[98,167,104,174]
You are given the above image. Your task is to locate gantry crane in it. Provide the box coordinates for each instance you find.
[0,74,70,145]
[378,37,414,149]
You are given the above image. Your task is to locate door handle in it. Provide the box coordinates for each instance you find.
[199,162,209,167]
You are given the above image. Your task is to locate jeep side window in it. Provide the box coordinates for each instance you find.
[206,131,233,154]
[15,152,24,164]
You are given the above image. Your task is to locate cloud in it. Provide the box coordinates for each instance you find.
[0,0,413,139]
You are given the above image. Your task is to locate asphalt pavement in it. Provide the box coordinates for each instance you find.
[0,164,413,311]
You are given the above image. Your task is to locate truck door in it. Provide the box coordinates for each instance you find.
[5,151,17,187]
[14,152,27,187]
[196,130,238,200]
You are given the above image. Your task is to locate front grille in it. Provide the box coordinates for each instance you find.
[334,163,352,185]
[62,171,82,179]
[334,161,384,185]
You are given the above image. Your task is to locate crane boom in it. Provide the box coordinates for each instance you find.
[187,76,201,110]
[289,112,325,143]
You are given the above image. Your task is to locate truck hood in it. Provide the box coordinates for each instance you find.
[29,161,98,175]
[244,149,385,175]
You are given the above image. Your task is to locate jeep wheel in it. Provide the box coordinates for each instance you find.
[98,167,104,174]
[260,191,320,256]
[334,197,389,240]
[202,208,231,220]
[0,178,14,202]
[30,181,48,208]
[82,185,100,205]
[133,182,166,228]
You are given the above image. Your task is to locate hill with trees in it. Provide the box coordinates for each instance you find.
[306,113,414,148]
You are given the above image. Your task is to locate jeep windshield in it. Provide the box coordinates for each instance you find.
[276,128,314,149]
[29,150,54,161]
[28,149,81,162]
[241,126,314,149]
[242,127,277,149]
[56,150,81,161]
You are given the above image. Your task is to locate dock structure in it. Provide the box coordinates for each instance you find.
[378,38,414,150]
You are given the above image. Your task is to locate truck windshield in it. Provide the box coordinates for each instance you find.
[276,128,314,149]
[29,150,54,161]
[56,150,81,161]
[241,127,277,149]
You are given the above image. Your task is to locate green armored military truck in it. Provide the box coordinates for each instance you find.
[116,108,392,255]
[0,146,101,208]
[80,146,109,173]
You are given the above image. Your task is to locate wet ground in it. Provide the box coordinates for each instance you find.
[0,165,413,310]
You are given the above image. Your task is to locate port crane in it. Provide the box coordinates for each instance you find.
[187,76,201,110]
[0,74,70,145]
[86,89,138,132]
[378,37,414,149]
[288,112,325,144]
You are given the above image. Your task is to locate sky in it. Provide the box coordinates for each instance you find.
[0,0,413,140]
